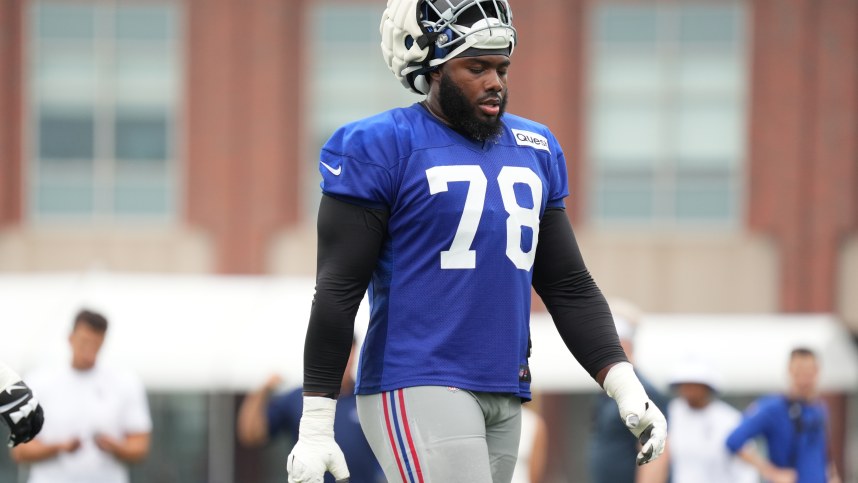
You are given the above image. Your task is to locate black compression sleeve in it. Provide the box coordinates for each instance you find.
[303,195,389,395]
[531,208,628,380]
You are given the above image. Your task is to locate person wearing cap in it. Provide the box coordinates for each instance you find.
[286,1,668,482]
[667,357,757,483]
[588,300,670,483]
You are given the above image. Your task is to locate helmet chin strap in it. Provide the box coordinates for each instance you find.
[414,75,431,95]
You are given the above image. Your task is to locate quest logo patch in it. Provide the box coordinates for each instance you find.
[511,129,550,153]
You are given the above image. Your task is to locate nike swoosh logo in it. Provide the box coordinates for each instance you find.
[320,161,342,176]
[0,395,28,414]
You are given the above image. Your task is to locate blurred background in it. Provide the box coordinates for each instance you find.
[1,0,857,481]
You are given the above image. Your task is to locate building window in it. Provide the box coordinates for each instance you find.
[588,2,746,226]
[306,4,416,215]
[29,2,180,221]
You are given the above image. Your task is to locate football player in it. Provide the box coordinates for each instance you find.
[287,1,667,482]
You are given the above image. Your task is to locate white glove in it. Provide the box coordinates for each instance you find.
[603,362,667,465]
[287,396,350,483]
[0,363,44,447]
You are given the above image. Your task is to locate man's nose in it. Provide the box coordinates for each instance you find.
[485,70,503,92]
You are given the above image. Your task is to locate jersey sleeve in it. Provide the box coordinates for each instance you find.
[546,133,569,209]
[319,120,399,210]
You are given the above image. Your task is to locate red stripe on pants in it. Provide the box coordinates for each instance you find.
[382,391,409,483]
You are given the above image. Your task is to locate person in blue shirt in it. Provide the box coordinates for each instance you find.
[237,340,384,483]
[286,1,668,482]
[726,347,841,483]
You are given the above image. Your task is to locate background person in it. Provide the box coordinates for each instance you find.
[667,357,757,483]
[237,339,383,483]
[726,347,841,483]
[11,309,152,483]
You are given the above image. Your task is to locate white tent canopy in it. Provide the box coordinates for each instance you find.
[530,312,858,394]
[2,272,856,394]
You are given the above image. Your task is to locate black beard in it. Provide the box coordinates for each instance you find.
[438,73,507,142]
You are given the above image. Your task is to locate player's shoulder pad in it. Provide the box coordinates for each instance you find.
[323,106,416,170]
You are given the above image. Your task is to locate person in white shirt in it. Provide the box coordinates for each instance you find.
[11,309,152,483]
[667,357,757,483]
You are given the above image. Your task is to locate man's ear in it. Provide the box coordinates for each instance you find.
[429,67,443,83]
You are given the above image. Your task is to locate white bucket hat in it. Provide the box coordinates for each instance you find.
[669,357,721,393]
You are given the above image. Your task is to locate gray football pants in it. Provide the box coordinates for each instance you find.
[356,386,521,483]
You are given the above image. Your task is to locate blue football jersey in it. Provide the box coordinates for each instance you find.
[319,103,569,399]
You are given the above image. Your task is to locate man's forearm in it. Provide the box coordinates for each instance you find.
[237,389,273,446]
[596,362,618,387]
[10,439,63,463]
[737,447,768,471]
[531,209,627,380]
[111,433,150,463]
[737,446,795,482]
[636,441,669,483]
[828,462,841,483]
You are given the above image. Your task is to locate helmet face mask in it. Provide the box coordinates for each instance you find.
[380,0,516,94]
[418,0,512,30]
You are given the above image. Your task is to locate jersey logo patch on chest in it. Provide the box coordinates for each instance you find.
[511,129,550,153]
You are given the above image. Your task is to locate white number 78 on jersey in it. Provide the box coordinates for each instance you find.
[426,165,543,271]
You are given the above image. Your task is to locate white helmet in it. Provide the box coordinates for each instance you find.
[380,0,516,95]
